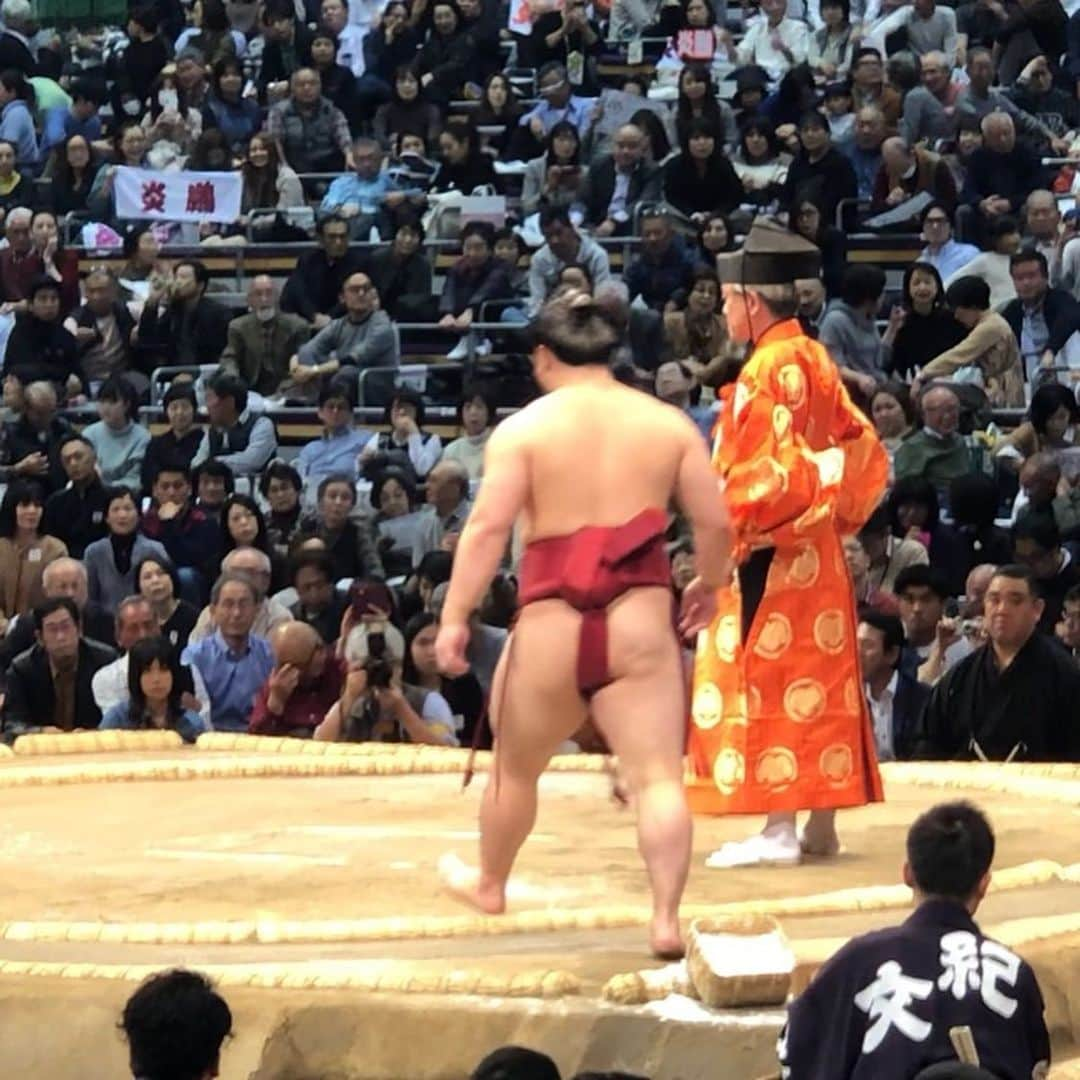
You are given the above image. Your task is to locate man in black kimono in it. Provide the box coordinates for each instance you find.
[779,801,1050,1080]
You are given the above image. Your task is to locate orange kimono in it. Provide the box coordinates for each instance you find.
[687,319,888,816]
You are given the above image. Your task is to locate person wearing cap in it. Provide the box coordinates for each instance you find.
[687,217,888,869]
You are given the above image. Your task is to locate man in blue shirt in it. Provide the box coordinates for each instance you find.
[918,202,980,280]
[518,61,596,143]
[41,77,105,153]
[182,573,275,732]
[320,137,407,239]
[296,383,374,488]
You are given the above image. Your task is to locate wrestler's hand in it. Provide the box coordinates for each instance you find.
[435,621,470,676]
[678,576,718,638]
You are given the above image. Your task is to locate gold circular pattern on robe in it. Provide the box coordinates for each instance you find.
[812,609,846,656]
[714,614,739,662]
[754,746,798,791]
[819,742,854,786]
[782,678,828,724]
[691,682,724,730]
[777,364,807,411]
[753,612,793,661]
[713,747,746,794]
[843,677,860,714]
[784,543,820,589]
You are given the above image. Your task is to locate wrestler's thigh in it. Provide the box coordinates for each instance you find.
[490,600,589,772]
[590,588,685,788]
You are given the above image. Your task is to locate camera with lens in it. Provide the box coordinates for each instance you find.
[362,630,393,691]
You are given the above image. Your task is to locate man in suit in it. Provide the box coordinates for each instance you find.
[858,608,932,761]
[220,276,311,397]
[0,0,41,76]
[1,596,118,739]
[999,249,1080,381]
[581,122,662,238]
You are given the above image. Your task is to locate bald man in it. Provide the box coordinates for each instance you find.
[413,459,472,566]
[220,275,312,397]
[249,620,345,736]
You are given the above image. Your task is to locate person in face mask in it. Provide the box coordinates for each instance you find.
[219,275,313,398]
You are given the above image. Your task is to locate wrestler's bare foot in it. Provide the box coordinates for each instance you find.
[438,853,506,915]
[799,811,840,858]
[650,917,685,961]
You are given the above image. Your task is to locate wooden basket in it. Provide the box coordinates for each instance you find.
[686,913,794,1008]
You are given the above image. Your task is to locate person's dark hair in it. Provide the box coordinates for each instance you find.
[441,117,479,161]
[919,200,951,228]
[679,0,715,26]
[193,459,236,496]
[869,381,915,427]
[986,214,1020,249]
[839,264,886,308]
[1013,508,1061,552]
[188,126,230,172]
[906,801,995,901]
[402,610,437,684]
[162,380,197,415]
[990,562,1041,596]
[858,502,891,539]
[317,381,354,409]
[461,220,496,248]
[220,493,269,555]
[98,373,138,418]
[317,472,358,506]
[857,608,905,657]
[948,473,1001,531]
[944,274,990,311]
[52,133,96,193]
[894,563,951,602]
[129,3,161,33]
[416,550,453,586]
[1029,382,1080,434]
[173,258,209,291]
[492,226,525,259]
[370,465,418,512]
[471,1046,561,1080]
[1009,248,1049,278]
[26,275,61,303]
[681,115,719,156]
[0,478,44,538]
[316,212,350,236]
[0,68,33,106]
[121,968,232,1080]
[459,381,497,425]
[676,63,723,143]
[211,54,243,97]
[205,369,248,415]
[135,553,180,599]
[127,635,187,726]
[539,203,573,232]
[385,387,425,427]
[739,114,779,161]
[775,63,817,116]
[544,118,580,164]
[528,289,621,368]
[33,595,80,632]
[886,53,918,94]
[393,215,426,244]
[289,546,335,587]
[430,0,462,31]
[797,108,828,133]
[819,0,851,20]
[630,108,671,160]
[104,485,141,526]
[258,460,302,498]
[888,475,940,535]
[901,261,946,312]
[852,45,883,68]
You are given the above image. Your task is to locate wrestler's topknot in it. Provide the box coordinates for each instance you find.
[528,287,622,368]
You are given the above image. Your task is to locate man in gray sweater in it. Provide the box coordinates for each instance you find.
[291,271,399,403]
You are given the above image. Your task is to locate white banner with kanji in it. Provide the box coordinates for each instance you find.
[114,166,243,224]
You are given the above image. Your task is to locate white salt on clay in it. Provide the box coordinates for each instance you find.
[694,931,795,977]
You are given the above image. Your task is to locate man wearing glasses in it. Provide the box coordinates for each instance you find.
[918,201,979,280]
[518,61,596,146]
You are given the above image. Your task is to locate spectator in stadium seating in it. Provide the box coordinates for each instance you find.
[950,471,1013,574]
[439,221,513,360]
[369,217,434,322]
[1012,54,1078,139]
[292,271,399,398]
[42,434,109,558]
[654,359,714,440]
[220,493,270,563]
[529,0,601,95]
[945,214,1021,310]
[136,555,200,652]
[789,196,847,298]
[22,209,77,314]
[521,120,588,218]
[257,0,315,103]
[108,6,171,118]
[844,533,901,613]
[373,66,442,153]
[404,610,484,744]
[193,460,234,524]
[100,635,208,743]
[889,474,966,592]
[889,264,965,381]
[795,276,827,337]
[1000,249,1080,382]
[411,459,471,568]
[871,136,958,220]
[875,0,960,58]
[134,259,230,370]
[414,0,476,106]
[0,207,32,304]
[859,609,930,761]
[674,64,737,152]
[249,618,344,736]
[140,384,202,493]
[203,56,261,155]
[288,548,347,646]
[895,384,974,496]
[914,275,1024,408]
[1013,509,1080,633]
[183,572,275,731]
[1023,189,1064,277]
[360,2,417,101]
[320,136,406,238]
[142,463,221,591]
[1,596,117,737]
[261,461,305,571]
[371,466,425,578]
[849,46,902,128]
[431,118,497,195]
[0,68,37,169]
[996,381,1078,466]
[662,118,743,220]
[191,370,278,479]
[581,122,661,238]
[918,202,980,282]
[3,277,81,399]
[917,565,1080,759]
[518,62,596,151]
[367,389,443,480]
[662,267,742,388]
[176,0,244,62]
[901,51,959,147]
[267,67,353,176]
[296,384,374,488]
[731,116,791,208]
[1015,451,1062,524]
[63,269,135,392]
[443,383,496,483]
[841,104,887,202]
[527,205,612,317]
[308,28,358,131]
[84,123,151,228]
[733,0,808,81]
[0,138,29,224]
[782,109,858,231]
[80,377,150,491]
[0,479,66,630]
[190,549,292,648]
[221,275,311,399]
[0,379,70,494]
[84,487,169,613]
[859,503,929,594]
[819,264,895,397]
[624,211,698,313]
[281,214,368,328]
[459,0,506,87]
[1059,583,1080,656]
[895,564,974,687]
[300,473,383,579]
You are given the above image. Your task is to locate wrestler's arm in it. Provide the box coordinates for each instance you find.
[441,422,529,628]
[674,423,732,589]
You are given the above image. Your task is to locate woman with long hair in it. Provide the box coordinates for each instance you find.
[732,117,791,208]
[415,0,476,106]
[136,554,199,652]
[220,492,270,558]
[403,611,484,746]
[0,479,66,633]
[370,466,425,579]
[789,195,847,296]
[630,108,672,165]
[663,266,742,388]
[889,261,966,379]
[674,64,733,149]
[663,117,743,219]
[175,0,245,64]
[697,212,736,262]
[521,120,587,216]
[45,134,98,217]
[202,56,261,156]
[100,635,208,743]
[996,382,1080,465]
[474,72,521,158]
[0,69,37,170]
[86,123,150,226]
[431,117,497,194]
[84,486,169,612]
[373,66,442,152]
[240,133,304,240]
